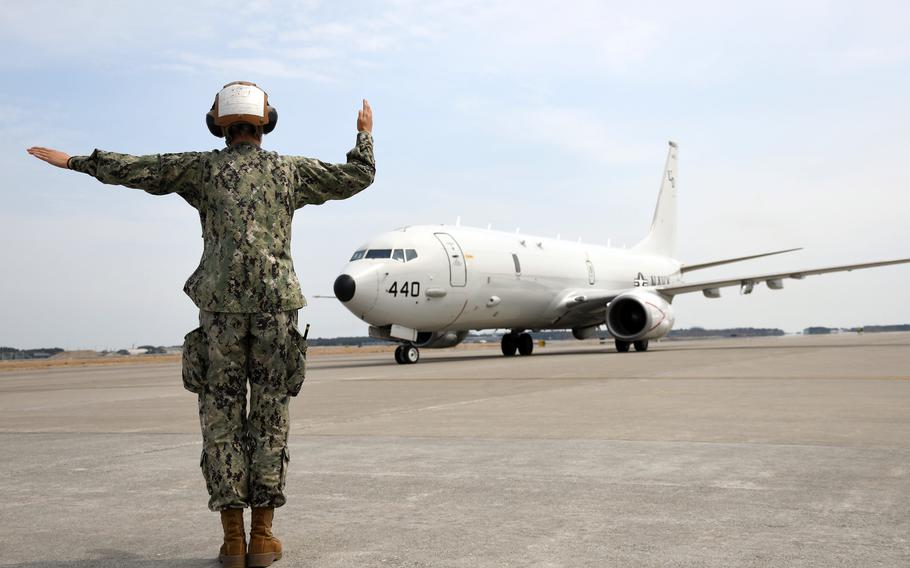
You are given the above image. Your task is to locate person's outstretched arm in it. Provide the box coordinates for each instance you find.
[291,99,376,208]
[27,146,203,207]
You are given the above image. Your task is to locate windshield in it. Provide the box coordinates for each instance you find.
[351,248,419,261]
[365,249,393,259]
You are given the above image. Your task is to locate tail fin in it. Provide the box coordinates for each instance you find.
[633,141,678,258]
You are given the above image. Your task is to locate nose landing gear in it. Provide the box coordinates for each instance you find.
[394,344,420,365]
[501,332,534,357]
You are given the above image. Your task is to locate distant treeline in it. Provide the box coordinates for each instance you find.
[306,336,387,347]
[804,324,910,335]
[0,347,64,360]
[667,327,785,338]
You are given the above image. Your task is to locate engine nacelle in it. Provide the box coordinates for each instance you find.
[572,325,600,340]
[414,330,469,348]
[606,291,675,341]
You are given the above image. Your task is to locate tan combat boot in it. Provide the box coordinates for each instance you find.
[247,507,283,567]
[219,508,247,568]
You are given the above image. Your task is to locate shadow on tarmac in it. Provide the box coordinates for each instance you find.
[4,551,215,568]
[316,340,910,370]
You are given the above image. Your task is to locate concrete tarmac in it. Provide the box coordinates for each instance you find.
[1,333,908,567]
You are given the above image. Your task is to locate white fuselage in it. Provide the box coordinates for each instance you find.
[337,225,681,334]
[333,141,910,363]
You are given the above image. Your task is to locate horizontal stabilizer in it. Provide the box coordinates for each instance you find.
[681,248,803,273]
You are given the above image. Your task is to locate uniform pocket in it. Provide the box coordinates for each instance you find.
[279,446,290,489]
[182,327,208,394]
[200,450,214,496]
[286,326,308,397]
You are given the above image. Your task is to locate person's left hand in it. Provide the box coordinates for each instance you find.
[27,147,71,169]
[357,99,373,133]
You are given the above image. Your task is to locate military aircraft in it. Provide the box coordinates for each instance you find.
[332,142,910,364]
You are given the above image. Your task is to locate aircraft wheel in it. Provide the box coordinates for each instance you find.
[634,340,649,352]
[394,345,406,364]
[615,339,631,353]
[501,333,518,356]
[403,345,420,364]
[518,333,534,356]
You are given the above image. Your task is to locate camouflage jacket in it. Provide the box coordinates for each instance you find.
[69,132,375,313]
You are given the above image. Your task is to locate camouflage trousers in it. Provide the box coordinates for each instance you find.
[182,310,307,511]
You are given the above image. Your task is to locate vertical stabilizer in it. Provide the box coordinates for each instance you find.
[633,141,678,258]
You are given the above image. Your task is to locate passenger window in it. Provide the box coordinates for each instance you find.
[406,249,418,262]
[392,249,405,262]
[350,250,366,261]
[365,249,392,259]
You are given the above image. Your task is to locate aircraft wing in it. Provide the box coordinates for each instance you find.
[680,247,802,273]
[551,289,624,325]
[656,257,910,297]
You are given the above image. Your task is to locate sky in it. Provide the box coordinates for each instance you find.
[1,0,909,350]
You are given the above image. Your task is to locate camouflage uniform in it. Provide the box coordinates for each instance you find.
[69,133,375,510]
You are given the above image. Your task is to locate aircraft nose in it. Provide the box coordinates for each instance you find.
[334,274,356,302]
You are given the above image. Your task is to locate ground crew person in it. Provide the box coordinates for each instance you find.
[27,81,375,567]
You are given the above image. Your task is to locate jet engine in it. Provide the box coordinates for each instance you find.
[414,330,469,348]
[606,291,675,341]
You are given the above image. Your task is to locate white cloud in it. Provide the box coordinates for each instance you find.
[0,104,26,123]
[840,45,910,70]
[454,98,655,165]
[282,46,339,61]
[174,53,337,82]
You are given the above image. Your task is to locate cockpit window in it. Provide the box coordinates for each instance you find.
[354,248,417,262]
[365,249,392,259]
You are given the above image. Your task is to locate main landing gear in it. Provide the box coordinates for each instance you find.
[394,344,420,365]
[614,339,649,353]
[501,332,534,357]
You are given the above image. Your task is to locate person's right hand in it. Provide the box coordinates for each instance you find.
[27,147,71,169]
[357,99,373,133]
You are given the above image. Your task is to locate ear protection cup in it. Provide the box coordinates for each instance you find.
[263,106,278,134]
[205,110,223,137]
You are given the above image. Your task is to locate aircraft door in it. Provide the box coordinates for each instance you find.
[434,233,467,287]
[586,259,596,285]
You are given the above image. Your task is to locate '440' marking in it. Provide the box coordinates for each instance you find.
[388,281,421,298]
